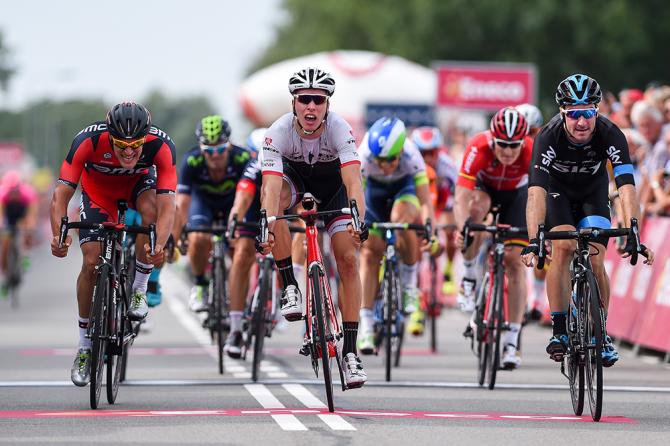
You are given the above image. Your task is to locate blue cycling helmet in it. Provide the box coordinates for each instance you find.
[555,74,602,106]
[246,127,268,153]
[367,117,406,158]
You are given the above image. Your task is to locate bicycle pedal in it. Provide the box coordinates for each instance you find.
[299,344,311,357]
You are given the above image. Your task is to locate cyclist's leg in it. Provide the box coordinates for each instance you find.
[458,186,491,310]
[186,191,213,311]
[392,195,421,311]
[359,233,384,352]
[545,186,578,359]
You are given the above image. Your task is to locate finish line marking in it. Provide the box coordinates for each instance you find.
[0,408,637,424]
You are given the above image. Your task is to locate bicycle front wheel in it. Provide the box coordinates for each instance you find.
[566,289,585,415]
[90,264,110,409]
[213,258,227,375]
[310,266,334,412]
[8,239,21,309]
[487,267,504,390]
[251,265,271,382]
[106,295,127,404]
[475,272,490,387]
[584,269,604,421]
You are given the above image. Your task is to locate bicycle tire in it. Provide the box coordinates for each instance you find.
[106,294,126,404]
[429,257,438,353]
[213,258,226,375]
[382,261,394,382]
[393,269,404,368]
[90,264,109,409]
[476,272,490,387]
[310,266,335,412]
[251,262,271,382]
[567,284,585,416]
[487,267,504,390]
[584,269,604,421]
[8,239,20,309]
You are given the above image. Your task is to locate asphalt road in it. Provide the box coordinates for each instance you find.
[1,243,669,445]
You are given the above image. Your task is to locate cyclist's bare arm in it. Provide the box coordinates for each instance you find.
[341,163,365,221]
[619,183,654,264]
[49,183,76,257]
[229,188,254,225]
[155,193,176,248]
[526,186,547,240]
[261,174,283,220]
[172,193,191,241]
[453,185,473,230]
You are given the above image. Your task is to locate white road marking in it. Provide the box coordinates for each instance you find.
[283,384,356,431]
[244,384,307,431]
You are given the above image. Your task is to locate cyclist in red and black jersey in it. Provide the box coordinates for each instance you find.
[455,107,533,370]
[49,102,177,387]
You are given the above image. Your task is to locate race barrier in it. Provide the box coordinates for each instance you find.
[605,216,670,356]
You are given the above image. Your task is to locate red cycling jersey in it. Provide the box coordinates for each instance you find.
[58,122,177,197]
[457,130,533,191]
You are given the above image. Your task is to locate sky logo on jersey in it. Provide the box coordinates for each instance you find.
[607,145,622,164]
[541,146,556,167]
[551,161,601,175]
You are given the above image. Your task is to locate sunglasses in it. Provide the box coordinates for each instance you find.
[200,143,229,155]
[494,139,523,149]
[111,136,145,150]
[375,155,400,165]
[294,94,328,105]
[562,108,598,120]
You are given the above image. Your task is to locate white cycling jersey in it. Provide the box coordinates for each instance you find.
[260,112,359,176]
[359,135,426,184]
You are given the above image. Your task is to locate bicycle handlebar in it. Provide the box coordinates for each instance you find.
[59,216,156,254]
[460,220,527,254]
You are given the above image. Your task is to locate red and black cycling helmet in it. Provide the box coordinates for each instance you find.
[490,107,528,141]
[106,102,152,140]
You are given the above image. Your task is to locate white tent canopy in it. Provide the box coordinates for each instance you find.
[239,50,436,136]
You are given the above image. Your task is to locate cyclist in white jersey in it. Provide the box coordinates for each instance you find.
[256,67,368,387]
[357,117,440,353]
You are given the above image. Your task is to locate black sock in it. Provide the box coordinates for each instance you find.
[551,311,567,337]
[343,321,359,356]
[195,275,209,287]
[275,257,298,289]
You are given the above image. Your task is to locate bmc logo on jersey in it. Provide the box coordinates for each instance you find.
[607,145,621,164]
[77,123,107,136]
[541,146,556,167]
[90,163,149,175]
[149,126,173,142]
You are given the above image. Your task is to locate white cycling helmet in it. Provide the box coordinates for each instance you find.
[515,103,544,129]
[288,67,336,96]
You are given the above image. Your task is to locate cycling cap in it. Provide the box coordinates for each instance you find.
[555,74,602,106]
[490,107,528,141]
[196,115,231,145]
[246,127,268,153]
[288,67,336,96]
[368,117,406,158]
[515,103,544,129]
[106,102,152,140]
[411,126,443,152]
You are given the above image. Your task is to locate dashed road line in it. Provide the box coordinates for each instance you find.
[244,384,307,431]
[283,383,355,430]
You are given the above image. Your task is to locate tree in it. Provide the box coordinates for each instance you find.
[254,0,670,110]
[0,30,16,95]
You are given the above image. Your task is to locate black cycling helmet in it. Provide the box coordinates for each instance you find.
[106,102,152,140]
[555,74,602,107]
[195,115,232,145]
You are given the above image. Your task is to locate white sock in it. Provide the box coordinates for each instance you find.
[230,311,243,333]
[533,278,545,305]
[462,258,477,281]
[133,260,154,293]
[78,317,91,349]
[399,262,418,290]
[503,323,522,348]
[359,308,374,334]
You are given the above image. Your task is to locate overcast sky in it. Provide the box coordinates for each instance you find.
[0,0,282,132]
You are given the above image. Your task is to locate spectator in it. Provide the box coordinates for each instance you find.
[611,88,644,129]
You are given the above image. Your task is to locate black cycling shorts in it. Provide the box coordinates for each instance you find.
[477,181,528,246]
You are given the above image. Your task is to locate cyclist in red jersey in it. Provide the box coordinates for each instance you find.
[49,102,177,387]
[455,107,532,370]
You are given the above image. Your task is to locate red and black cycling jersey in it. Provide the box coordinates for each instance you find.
[457,131,534,191]
[58,121,177,195]
[529,114,635,191]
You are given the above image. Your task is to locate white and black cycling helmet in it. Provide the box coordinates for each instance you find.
[515,103,544,129]
[288,67,336,96]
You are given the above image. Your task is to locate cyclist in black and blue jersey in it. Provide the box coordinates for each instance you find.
[171,115,261,358]
[521,74,654,367]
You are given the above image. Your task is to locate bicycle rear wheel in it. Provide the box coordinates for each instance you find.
[584,270,604,421]
[381,263,394,382]
[106,295,127,404]
[310,266,335,412]
[213,258,227,375]
[90,264,110,409]
[251,265,271,382]
[487,268,504,390]
[566,290,585,415]
[120,252,136,383]
[8,239,21,309]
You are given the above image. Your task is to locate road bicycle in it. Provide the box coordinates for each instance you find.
[183,212,230,375]
[58,201,155,409]
[259,193,361,412]
[2,225,23,309]
[536,218,644,421]
[462,213,526,390]
[370,221,430,382]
